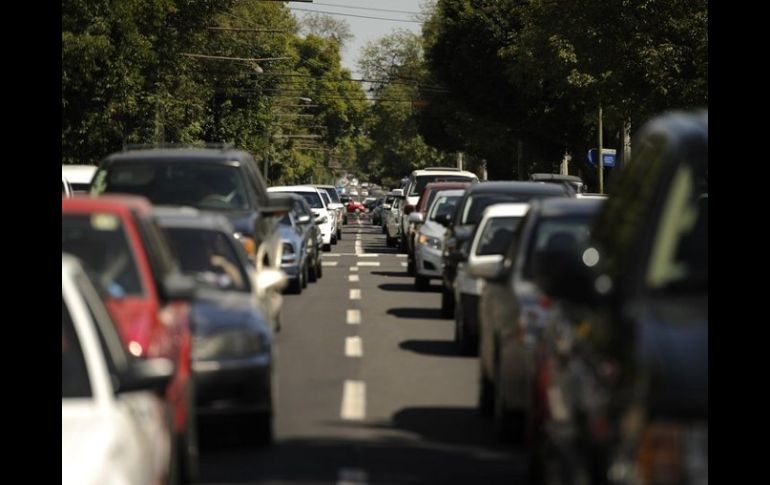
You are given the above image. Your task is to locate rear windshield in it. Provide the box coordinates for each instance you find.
[523,215,594,280]
[91,162,251,211]
[322,187,341,203]
[429,194,462,221]
[62,214,144,297]
[284,191,323,209]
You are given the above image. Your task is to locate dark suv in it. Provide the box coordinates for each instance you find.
[533,111,707,485]
[90,147,286,268]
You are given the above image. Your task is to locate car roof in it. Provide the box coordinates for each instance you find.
[61,165,97,183]
[411,167,477,177]
[102,148,253,164]
[529,173,583,183]
[152,206,235,232]
[268,185,320,193]
[481,203,531,219]
[433,189,466,197]
[62,194,154,217]
[530,197,605,218]
[466,181,568,195]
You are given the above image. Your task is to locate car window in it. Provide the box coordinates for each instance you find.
[62,297,91,398]
[62,213,144,297]
[92,162,252,211]
[320,191,331,207]
[645,164,707,292]
[323,187,341,203]
[523,215,594,281]
[286,191,323,209]
[163,227,251,292]
[476,216,524,255]
[429,195,461,221]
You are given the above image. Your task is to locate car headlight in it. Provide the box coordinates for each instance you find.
[193,329,268,360]
[281,241,296,263]
[418,234,442,250]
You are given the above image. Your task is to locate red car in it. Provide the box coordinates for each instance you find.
[62,195,198,482]
[346,199,366,213]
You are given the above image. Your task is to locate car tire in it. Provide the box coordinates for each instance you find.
[323,243,332,252]
[407,257,415,276]
[337,228,342,240]
[178,384,199,484]
[308,261,318,283]
[301,264,308,288]
[316,260,323,279]
[288,276,302,294]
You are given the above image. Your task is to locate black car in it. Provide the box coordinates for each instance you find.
[533,111,707,485]
[155,208,275,445]
[90,146,287,268]
[440,181,571,317]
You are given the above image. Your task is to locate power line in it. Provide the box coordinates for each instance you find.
[312,2,421,15]
[289,6,421,23]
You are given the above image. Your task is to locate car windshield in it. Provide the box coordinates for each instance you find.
[91,162,251,211]
[429,194,462,221]
[323,188,341,203]
[523,215,594,280]
[285,191,323,209]
[411,175,476,196]
[62,214,144,297]
[462,193,556,225]
[62,297,92,398]
[163,227,250,292]
[477,216,524,255]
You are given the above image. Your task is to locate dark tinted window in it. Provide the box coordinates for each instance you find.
[92,162,251,211]
[477,217,524,255]
[462,193,555,225]
[62,214,143,297]
[164,228,250,292]
[523,215,594,280]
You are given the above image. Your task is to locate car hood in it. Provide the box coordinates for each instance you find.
[62,401,135,485]
[277,225,301,243]
[191,289,270,337]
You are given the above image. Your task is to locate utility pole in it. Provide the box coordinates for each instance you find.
[622,118,632,168]
[517,140,524,180]
[598,104,604,194]
[457,151,464,170]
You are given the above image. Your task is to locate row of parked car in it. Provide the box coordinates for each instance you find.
[62,146,355,484]
[369,111,708,484]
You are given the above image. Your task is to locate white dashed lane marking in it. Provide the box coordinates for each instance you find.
[349,274,359,283]
[349,289,361,300]
[340,380,366,420]
[346,309,361,325]
[322,261,339,267]
[345,336,363,357]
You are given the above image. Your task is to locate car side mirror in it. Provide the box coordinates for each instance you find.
[116,357,174,395]
[403,204,415,215]
[297,214,311,224]
[161,273,196,301]
[407,212,424,224]
[467,254,505,280]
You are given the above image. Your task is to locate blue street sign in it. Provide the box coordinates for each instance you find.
[587,148,617,168]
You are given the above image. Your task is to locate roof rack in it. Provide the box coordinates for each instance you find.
[422,167,461,171]
[122,142,236,152]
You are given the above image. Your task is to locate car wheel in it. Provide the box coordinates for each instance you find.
[323,243,332,252]
[316,260,323,279]
[178,383,199,484]
[407,257,415,276]
[308,261,318,283]
[331,235,337,245]
[337,228,342,240]
[478,369,495,418]
[288,276,302,294]
[301,264,308,288]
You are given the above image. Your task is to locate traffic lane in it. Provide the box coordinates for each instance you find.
[197,222,528,484]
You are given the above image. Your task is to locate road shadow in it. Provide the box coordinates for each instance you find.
[387,307,445,320]
[399,339,471,358]
[379,283,419,292]
[371,270,409,278]
[199,435,529,484]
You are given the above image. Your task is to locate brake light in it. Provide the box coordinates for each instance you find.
[636,422,684,485]
[538,295,553,309]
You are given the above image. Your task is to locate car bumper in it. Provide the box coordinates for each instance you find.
[415,244,443,278]
[193,354,272,416]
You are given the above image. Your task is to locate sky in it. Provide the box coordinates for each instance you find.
[288,0,426,78]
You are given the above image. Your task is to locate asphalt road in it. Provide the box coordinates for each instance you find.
[198,214,529,484]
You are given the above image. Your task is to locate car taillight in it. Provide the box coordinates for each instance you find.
[538,295,553,309]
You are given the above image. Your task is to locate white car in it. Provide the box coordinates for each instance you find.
[400,167,478,250]
[62,254,174,485]
[61,164,97,194]
[413,189,466,290]
[268,186,335,251]
[453,203,530,353]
